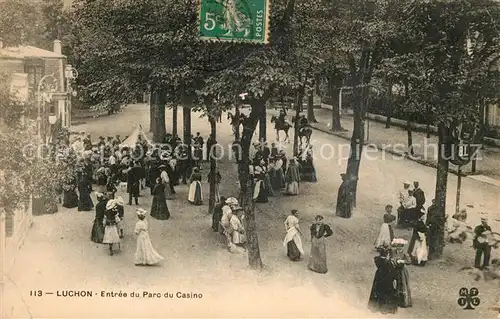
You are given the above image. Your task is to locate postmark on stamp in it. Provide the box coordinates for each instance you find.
[199,0,270,44]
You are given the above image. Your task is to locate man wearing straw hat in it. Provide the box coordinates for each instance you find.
[397,181,412,226]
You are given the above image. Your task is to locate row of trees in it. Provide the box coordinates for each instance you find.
[2,0,498,267]
[66,0,500,267]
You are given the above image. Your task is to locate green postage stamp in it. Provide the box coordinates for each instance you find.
[199,0,270,44]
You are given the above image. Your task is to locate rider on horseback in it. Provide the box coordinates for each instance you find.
[278,107,287,124]
[298,115,309,133]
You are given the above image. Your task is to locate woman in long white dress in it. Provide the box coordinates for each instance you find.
[134,209,164,266]
[283,209,304,261]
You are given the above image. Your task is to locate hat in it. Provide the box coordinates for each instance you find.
[115,196,124,206]
[106,199,117,210]
[96,192,105,199]
[403,181,411,185]
[225,197,238,206]
[136,208,147,217]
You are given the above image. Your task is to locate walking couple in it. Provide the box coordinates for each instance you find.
[283,211,333,274]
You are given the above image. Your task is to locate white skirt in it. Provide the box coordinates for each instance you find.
[412,232,428,264]
[135,231,164,265]
[286,181,299,195]
[103,225,121,244]
[188,181,203,203]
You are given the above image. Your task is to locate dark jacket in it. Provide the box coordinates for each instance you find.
[310,223,333,239]
[413,188,425,208]
[473,224,492,248]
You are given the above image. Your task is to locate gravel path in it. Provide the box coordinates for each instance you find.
[5,104,499,318]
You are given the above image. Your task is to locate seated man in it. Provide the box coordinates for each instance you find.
[447,209,471,243]
[399,189,419,226]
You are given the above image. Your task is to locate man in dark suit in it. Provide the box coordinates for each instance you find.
[413,181,426,210]
[206,134,216,161]
[262,141,270,164]
[473,217,492,269]
[127,161,141,205]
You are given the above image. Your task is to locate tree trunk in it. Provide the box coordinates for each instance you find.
[426,105,432,138]
[235,103,240,141]
[344,84,366,209]
[429,122,450,260]
[385,84,392,128]
[259,102,266,142]
[407,120,414,156]
[484,103,490,129]
[208,116,217,216]
[331,94,343,131]
[327,76,343,131]
[183,106,191,145]
[336,50,376,215]
[238,98,265,269]
[293,88,304,156]
[151,89,166,143]
[404,82,414,156]
[307,86,317,123]
[149,101,154,132]
[172,104,178,137]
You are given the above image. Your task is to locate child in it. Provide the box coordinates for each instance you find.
[134,209,164,266]
[103,199,121,255]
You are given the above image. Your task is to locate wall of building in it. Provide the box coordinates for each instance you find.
[0,59,24,75]
[1,199,32,275]
[488,104,500,127]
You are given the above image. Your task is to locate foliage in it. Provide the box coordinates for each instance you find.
[0,0,68,50]
[377,0,500,127]
[0,80,74,214]
[0,72,32,126]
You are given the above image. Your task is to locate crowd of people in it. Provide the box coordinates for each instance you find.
[58,128,224,260]
[53,112,497,315]
[370,180,497,314]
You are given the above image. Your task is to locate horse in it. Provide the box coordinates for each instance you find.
[292,116,313,147]
[270,116,291,142]
[227,112,248,137]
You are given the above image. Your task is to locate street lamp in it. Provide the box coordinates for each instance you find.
[64,64,78,129]
[37,74,57,148]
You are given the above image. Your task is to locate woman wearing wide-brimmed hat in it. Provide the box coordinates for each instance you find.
[103,199,121,255]
[134,209,164,266]
[368,245,399,314]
